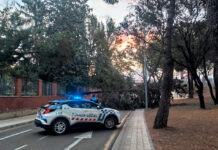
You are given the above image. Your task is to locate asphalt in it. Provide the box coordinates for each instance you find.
[0,111,129,150]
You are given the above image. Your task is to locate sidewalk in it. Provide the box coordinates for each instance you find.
[112,109,155,150]
[0,115,35,130]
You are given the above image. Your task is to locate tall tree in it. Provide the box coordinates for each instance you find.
[207,0,218,104]
[173,21,208,108]
[88,17,128,90]
[172,0,217,107]
[0,7,29,76]
[19,0,91,91]
[153,0,176,128]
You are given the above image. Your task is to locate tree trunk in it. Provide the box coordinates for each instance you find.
[153,0,175,129]
[192,71,206,109]
[196,81,205,109]
[203,58,218,104]
[215,57,218,104]
[188,70,194,98]
[207,0,218,105]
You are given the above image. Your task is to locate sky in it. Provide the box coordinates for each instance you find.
[87,0,135,24]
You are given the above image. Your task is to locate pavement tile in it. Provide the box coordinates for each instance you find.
[112,109,155,150]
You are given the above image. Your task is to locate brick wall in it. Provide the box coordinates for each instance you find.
[0,78,65,112]
[0,78,101,112]
[0,96,64,112]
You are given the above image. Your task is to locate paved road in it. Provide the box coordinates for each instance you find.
[0,111,129,150]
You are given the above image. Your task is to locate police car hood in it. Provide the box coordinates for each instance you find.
[103,108,118,113]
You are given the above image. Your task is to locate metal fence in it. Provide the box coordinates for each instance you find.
[42,81,53,96]
[57,84,66,96]
[0,75,14,96]
[22,79,38,96]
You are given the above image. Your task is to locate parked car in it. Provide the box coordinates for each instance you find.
[34,99,121,135]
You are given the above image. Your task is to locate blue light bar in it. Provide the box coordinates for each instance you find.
[67,94,82,100]
[74,96,82,100]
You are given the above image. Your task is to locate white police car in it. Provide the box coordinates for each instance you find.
[35,99,121,135]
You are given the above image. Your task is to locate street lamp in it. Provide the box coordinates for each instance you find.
[143,32,151,110]
[143,48,148,110]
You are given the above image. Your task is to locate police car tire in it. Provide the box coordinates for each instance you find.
[51,119,69,135]
[104,116,116,129]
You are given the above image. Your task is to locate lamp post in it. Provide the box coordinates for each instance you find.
[143,49,148,110]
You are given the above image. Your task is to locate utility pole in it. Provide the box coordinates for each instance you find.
[143,49,148,110]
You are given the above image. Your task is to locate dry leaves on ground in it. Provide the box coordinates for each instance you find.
[145,97,218,150]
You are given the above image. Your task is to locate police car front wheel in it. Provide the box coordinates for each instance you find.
[104,116,116,129]
[51,119,69,135]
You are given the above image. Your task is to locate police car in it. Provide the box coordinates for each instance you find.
[34,98,121,135]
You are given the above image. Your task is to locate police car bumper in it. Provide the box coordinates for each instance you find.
[34,119,50,129]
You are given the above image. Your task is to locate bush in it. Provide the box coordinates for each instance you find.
[100,91,143,110]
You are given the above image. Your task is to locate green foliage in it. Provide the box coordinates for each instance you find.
[87,17,131,91]
[101,91,143,110]
[172,79,188,98]
[0,0,132,95]
[103,0,119,5]
[0,7,27,75]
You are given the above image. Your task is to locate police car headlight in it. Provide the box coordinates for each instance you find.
[115,110,120,115]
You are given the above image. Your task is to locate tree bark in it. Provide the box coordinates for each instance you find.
[191,71,206,109]
[188,70,194,98]
[215,58,218,103]
[203,58,218,104]
[207,0,218,104]
[153,0,176,129]
[197,83,205,108]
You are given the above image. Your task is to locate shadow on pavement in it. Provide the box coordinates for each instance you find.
[36,123,112,136]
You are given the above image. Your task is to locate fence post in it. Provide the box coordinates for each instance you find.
[37,80,42,96]
[15,78,22,97]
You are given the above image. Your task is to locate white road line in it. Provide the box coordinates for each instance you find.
[14,144,28,150]
[38,136,48,141]
[64,138,83,150]
[0,129,32,141]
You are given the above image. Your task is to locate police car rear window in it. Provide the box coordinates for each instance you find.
[68,102,80,108]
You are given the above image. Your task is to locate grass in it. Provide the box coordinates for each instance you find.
[145,97,218,150]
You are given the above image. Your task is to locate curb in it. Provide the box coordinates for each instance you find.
[103,111,131,150]
[144,110,156,150]
[0,120,34,132]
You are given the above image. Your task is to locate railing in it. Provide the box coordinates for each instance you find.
[0,76,58,97]
[22,79,38,96]
[0,75,14,96]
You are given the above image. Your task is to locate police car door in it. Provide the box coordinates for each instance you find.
[80,101,101,122]
[67,101,83,124]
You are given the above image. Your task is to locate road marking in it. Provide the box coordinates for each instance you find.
[104,111,131,150]
[14,144,28,150]
[64,131,93,150]
[74,131,93,139]
[0,129,32,141]
[38,136,48,141]
[64,138,83,150]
